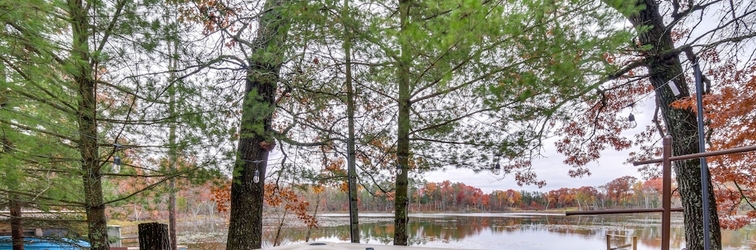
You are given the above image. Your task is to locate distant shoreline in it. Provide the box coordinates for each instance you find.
[318,211,568,218]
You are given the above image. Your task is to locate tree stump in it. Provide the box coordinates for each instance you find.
[138,222,171,250]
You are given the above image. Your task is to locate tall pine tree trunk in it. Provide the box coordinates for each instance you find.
[10,195,23,250]
[225,0,290,249]
[607,1,722,249]
[70,0,109,249]
[393,0,412,245]
[138,223,171,250]
[167,75,178,250]
[2,82,22,250]
[167,11,179,250]
[342,0,360,243]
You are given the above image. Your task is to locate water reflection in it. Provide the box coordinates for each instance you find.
[274,214,755,250]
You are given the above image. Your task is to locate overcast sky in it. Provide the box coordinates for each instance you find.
[424,97,659,193]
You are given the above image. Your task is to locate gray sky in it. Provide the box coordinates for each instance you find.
[423,145,644,193]
[425,97,658,193]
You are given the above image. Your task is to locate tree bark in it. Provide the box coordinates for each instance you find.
[342,0,360,243]
[168,14,179,250]
[138,222,171,250]
[70,0,109,249]
[606,1,722,249]
[2,88,22,250]
[225,0,290,249]
[10,196,23,250]
[393,0,412,245]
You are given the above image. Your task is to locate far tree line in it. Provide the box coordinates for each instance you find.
[120,175,692,222]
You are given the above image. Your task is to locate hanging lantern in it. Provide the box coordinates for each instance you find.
[253,169,260,184]
[113,156,121,174]
[492,162,501,175]
[628,113,637,128]
[113,143,122,173]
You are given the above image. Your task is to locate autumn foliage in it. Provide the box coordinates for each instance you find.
[212,182,318,228]
[551,1,756,228]
[667,57,756,229]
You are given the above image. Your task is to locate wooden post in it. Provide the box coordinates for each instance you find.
[631,139,756,250]
[606,234,611,250]
[632,236,638,250]
[138,222,171,250]
[662,136,672,250]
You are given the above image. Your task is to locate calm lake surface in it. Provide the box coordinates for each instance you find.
[265,213,756,250]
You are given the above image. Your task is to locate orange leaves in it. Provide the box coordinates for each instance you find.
[322,157,346,178]
[669,28,690,43]
[259,140,276,151]
[375,190,395,201]
[547,188,577,208]
[604,176,637,205]
[211,181,319,228]
[265,184,318,228]
[211,183,231,213]
[714,186,754,230]
[602,53,615,64]
[338,181,349,192]
[642,178,663,194]
[184,0,239,36]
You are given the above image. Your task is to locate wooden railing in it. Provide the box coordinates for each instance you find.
[568,136,756,250]
[606,234,637,250]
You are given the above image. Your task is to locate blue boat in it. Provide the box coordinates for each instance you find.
[0,236,90,249]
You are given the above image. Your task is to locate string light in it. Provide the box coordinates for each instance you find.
[396,155,406,175]
[628,113,637,128]
[624,70,687,109]
[667,81,681,96]
[240,159,265,184]
[471,153,502,175]
[113,143,122,173]
[491,153,502,175]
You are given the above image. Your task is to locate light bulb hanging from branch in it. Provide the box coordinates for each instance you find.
[628,113,637,128]
[624,102,638,129]
[492,153,502,175]
[112,143,122,174]
[253,169,260,184]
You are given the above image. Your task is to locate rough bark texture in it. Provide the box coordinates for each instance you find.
[343,0,360,243]
[614,1,722,249]
[393,0,411,245]
[168,38,179,250]
[70,0,109,249]
[138,223,171,250]
[10,196,23,250]
[4,111,22,250]
[225,0,290,249]
[168,180,177,250]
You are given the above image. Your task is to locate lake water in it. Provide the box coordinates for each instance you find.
[262,213,756,250]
